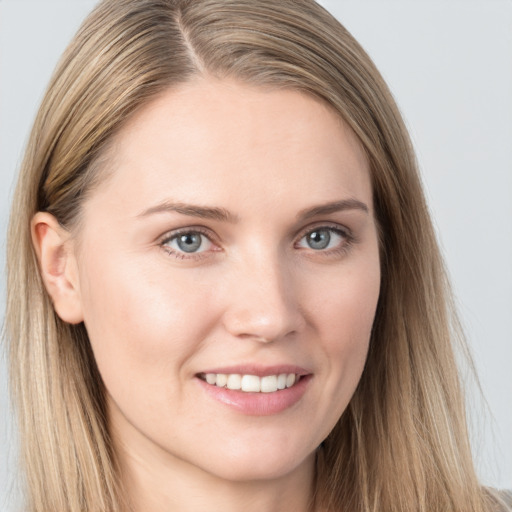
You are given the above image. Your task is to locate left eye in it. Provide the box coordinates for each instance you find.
[163,231,213,254]
[297,227,345,251]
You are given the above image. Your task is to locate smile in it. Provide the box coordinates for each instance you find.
[196,369,312,415]
[199,373,299,393]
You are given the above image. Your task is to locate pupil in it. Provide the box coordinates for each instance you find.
[177,233,202,252]
[308,230,330,250]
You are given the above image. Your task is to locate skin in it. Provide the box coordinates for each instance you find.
[33,78,381,512]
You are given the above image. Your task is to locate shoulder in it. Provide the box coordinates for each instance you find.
[487,489,512,511]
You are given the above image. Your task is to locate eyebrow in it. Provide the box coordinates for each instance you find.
[137,200,240,223]
[137,198,369,223]
[296,199,369,220]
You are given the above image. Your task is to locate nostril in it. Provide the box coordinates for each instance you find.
[238,334,272,343]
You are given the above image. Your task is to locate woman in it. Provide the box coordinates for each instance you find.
[4,0,510,511]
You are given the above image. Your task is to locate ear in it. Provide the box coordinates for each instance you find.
[31,212,84,324]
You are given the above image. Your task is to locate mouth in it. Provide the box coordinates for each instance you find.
[196,367,312,415]
[197,372,302,393]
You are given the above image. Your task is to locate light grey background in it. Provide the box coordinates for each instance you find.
[1,0,511,509]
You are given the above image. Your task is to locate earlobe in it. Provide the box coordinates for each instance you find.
[31,212,84,324]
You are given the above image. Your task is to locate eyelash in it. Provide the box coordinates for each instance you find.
[159,224,354,261]
[160,227,216,260]
[296,224,354,258]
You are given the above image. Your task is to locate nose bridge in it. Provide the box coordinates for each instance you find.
[222,246,303,342]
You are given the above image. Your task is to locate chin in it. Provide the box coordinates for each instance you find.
[194,444,316,483]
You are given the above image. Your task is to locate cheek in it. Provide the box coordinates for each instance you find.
[311,253,380,343]
[78,251,219,400]
[309,255,380,411]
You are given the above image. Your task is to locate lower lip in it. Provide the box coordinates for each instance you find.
[197,375,312,416]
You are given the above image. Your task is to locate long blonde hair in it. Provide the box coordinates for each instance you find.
[4,0,500,510]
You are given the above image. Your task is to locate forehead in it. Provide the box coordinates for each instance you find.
[87,78,372,218]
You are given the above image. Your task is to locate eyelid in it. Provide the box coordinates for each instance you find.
[159,225,217,245]
[295,222,352,242]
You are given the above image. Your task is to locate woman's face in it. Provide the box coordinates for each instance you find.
[73,79,380,482]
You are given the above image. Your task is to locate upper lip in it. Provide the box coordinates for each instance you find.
[197,365,311,377]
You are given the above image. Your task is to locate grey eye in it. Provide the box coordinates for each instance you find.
[305,229,332,250]
[176,232,203,252]
[297,227,345,251]
[166,231,212,254]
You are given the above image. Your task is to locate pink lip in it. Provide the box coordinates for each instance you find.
[196,370,312,416]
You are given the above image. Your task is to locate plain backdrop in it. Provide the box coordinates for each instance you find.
[1,0,511,509]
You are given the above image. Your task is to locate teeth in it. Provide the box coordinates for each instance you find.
[226,374,241,390]
[260,375,278,393]
[241,374,261,392]
[216,373,227,387]
[286,373,296,388]
[203,373,299,393]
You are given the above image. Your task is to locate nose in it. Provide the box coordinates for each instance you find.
[220,252,306,343]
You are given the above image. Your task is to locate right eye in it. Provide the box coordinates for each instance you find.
[161,229,215,258]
